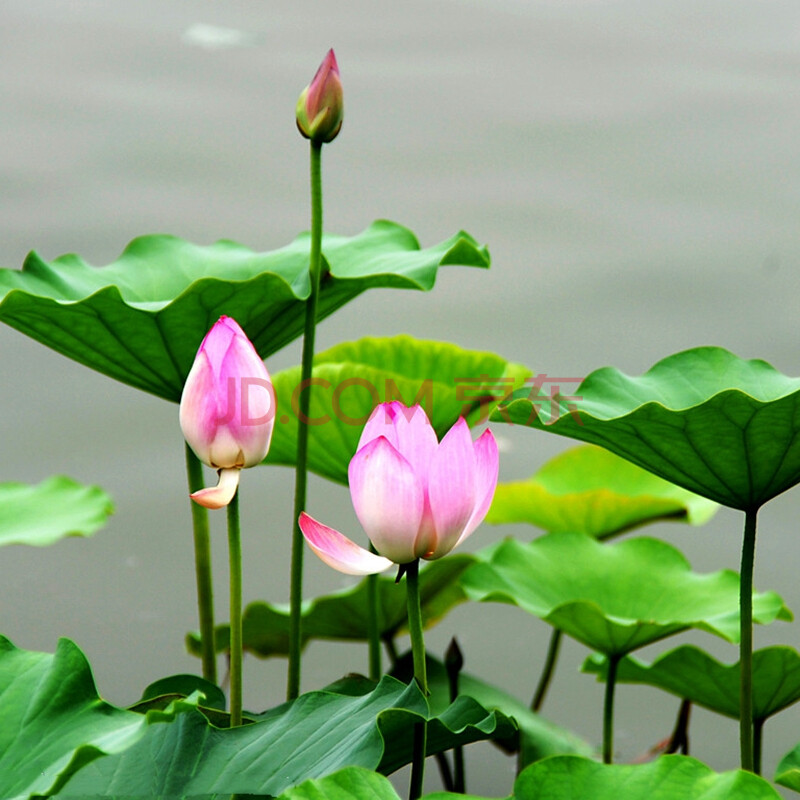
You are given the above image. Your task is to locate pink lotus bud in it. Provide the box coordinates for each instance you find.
[300,403,499,574]
[180,316,275,508]
[296,49,343,145]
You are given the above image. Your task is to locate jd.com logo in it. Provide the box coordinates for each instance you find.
[214,374,583,427]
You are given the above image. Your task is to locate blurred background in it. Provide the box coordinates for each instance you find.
[1,1,799,794]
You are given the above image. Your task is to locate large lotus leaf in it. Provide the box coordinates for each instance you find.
[59,674,514,796]
[508,754,781,800]
[584,645,800,723]
[265,335,530,483]
[0,221,489,402]
[492,347,800,510]
[391,652,594,764]
[0,475,113,547]
[423,756,780,800]
[186,554,475,658]
[0,636,157,798]
[487,444,717,538]
[461,533,790,656]
[276,767,402,800]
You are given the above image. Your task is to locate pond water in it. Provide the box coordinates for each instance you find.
[2,0,800,794]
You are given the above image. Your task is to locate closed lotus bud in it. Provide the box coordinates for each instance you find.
[296,49,343,145]
[180,316,275,509]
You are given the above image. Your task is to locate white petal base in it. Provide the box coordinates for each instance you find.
[190,467,241,509]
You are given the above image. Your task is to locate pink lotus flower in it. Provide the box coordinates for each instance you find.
[180,316,274,509]
[295,49,344,144]
[300,402,499,574]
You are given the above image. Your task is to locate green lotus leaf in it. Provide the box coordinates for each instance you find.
[265,335,530,483]
[584,645,800,722]
[487,444,718,538]
[391,652,594,765]
[276,767,401,800]
[509,754,781,800]
[186,554,475,658]
[461,533,790,656]
[0,476,113,547]
[775,742,800,792]
[424,755,780,800]
[58,673,514,796]
[492,347,800,510]
[0,635,167,798]
[0,221,489,402]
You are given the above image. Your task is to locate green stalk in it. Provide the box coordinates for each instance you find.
[367,572,382,681]
[753,717,765,776]
[406,560,428,799]
[445,638,465,793]
[531,628,563,712]
[185,444,216,684]
[602,653,620,764]
[227,489,243,727]
[739,508,758,771]
[288,141,324,701]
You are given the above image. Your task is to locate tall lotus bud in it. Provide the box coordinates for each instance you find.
[296,49,343,144]
[180,316,275,509]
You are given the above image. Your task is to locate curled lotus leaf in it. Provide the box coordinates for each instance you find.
[0,220,489,401]
[583,644,800,723]
[487,443,717,538]
[265,335,529,483]
[461,532,790,656]
[492,347,800,510]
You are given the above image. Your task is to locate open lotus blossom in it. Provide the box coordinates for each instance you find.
[299,402,499,574]
[180,316,275,509]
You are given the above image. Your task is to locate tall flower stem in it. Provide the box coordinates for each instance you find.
[739,507,759,771]
[367,572,382,681]
[406,559,428,799]
[227,489,243,727]
[531,628,563,712]
[753,717,765,775]
[185,444,216,684]
[288,141,324,700]
[602,653,621,764]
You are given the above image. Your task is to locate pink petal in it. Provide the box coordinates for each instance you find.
[299,512,393,576]
[457,428,500,547]
[349,436,424,564]
[389,404,438,488]
[190,467,241,509]
[426,418,477,558]
[219,333,274,467]
[358,403,401,452]
[180,351,220,462]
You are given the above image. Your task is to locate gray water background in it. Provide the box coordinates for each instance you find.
[2,1,800,794]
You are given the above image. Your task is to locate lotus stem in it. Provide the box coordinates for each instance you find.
[739,508,758,771]
[288,141,324,701]
[753,716,765,776]
[531,628,563,712]
[602,653,620,764]
[185,444,216,684]
[445,638,465,792]
[406,559,428,799]
[367,571,381,681]
[227,489,243,727]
